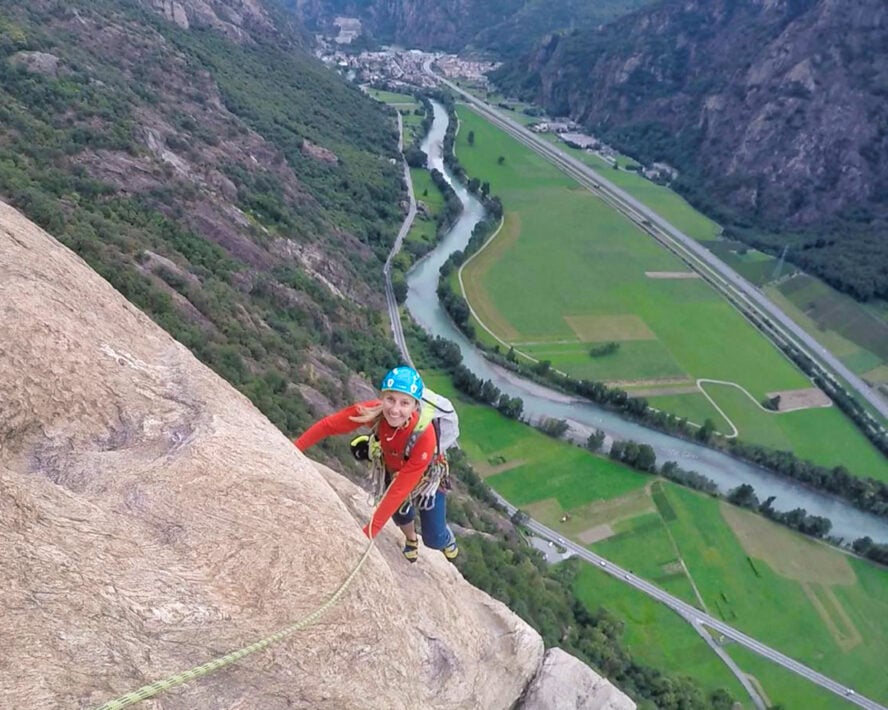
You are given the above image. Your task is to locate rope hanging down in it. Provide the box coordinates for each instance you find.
[94,489,390,710]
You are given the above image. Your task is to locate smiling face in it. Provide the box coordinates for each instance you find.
[381,390,419,428]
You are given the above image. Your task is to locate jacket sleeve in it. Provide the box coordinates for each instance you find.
[294,401,375,451]
[363,425,437,539]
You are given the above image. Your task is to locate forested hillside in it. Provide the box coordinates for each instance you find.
[492,0,888,301]
[291,0,653,56]
[0,0,406,439]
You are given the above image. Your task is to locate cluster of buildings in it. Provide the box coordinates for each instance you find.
[313,29,679,184]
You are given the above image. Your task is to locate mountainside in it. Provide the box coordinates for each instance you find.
[0,201,636,708]
[493,0,888,300]
[0,0,408,436]
[291,0,653,56]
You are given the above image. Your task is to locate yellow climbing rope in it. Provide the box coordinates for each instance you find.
[94,491,389,709]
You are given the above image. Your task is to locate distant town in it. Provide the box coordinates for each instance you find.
[314,22,679,184]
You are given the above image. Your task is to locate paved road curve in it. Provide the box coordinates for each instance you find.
[426,63,888,423]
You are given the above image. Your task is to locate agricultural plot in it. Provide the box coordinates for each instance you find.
[405,167,445,248]
[667,485,888,703]
[701,382,888,479]
[645,391,731,432]
[454,105,887,478]
[705,239,784,286]
[431,371,888,705]
[725,646,857,710]
[767,273,888,382]
[367,88,417,105]
[572,566,752,705]
[534,133,722,242]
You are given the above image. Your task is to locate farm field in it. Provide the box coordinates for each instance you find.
[452,104,888,479]
[534,132,723,243]
[662,485,888,703]
[766,274,888,385]
[645,391,732,433]
[572,564,752,706]
[426,372,888,705]
[699,382,888,479]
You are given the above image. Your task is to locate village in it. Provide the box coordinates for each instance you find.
[314,26,679,184]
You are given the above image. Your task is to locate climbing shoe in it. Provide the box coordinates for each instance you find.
[442,540,459,562]
[402,537,419,563]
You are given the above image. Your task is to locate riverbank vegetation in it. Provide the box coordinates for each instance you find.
[430,100,888,512]
[417,362,888,707]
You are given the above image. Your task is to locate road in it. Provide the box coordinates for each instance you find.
[383,74,886,709]
[384,112,415,363]
[425,63,888,424]
[500,492,884,709]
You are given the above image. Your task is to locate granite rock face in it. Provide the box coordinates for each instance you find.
[521,648,635,710]
[0,200,546,708]
[0,200,634,708]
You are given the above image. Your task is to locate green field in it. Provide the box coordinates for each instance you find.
[405,167,445,248]
[766,274,888,381]
[700,382,888,479]
[453,104,888,479]
[646,392,730,432]
[425,371,888,705]
[534,133,722,243]
[572,564,752,706]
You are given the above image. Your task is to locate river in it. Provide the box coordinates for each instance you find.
[405,100,888,545]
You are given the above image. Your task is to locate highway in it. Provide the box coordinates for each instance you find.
[504,493,885,710]
[425,63,888,424]
[406,67,888,709]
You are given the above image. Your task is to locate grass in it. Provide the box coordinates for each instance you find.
[646,392,729,431]
[367,88,418,105]
[700,382,888,479]
[452,104,888,480]
[766,273,888,369]
[520,339,688,383]
[455,107,809,397]
[705,239,784,286]
[406,167,445,247]
[667,485,888,702]
[533,133,722,242]
[572,564,752,706]
[423,370,888,705]
[725,645,858,709]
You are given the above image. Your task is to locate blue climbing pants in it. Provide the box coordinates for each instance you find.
[392,489,454,550]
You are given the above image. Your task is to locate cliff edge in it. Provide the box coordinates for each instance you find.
[0,200,633,709]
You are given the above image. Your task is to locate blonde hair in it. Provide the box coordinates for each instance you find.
[350,396,419,429]
[350,401,384,427]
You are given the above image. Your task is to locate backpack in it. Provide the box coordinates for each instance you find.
[404,387,460,458]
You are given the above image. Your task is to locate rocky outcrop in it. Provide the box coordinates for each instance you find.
[8,50,61,76]
[145,0,275,41]
[522,648,635,709]
[0,201,632,708]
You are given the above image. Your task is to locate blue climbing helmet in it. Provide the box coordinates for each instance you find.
[380,366,424,401]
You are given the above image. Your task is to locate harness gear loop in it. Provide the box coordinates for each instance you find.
[367,418,450,512]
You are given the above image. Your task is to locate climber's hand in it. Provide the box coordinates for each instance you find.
[350,434,370,461]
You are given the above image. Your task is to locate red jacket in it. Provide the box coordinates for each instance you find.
[294,400,436,538]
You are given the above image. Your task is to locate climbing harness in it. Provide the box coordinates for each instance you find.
[93,485,393,709]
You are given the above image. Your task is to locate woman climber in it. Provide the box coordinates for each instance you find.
[294,365,458,563]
